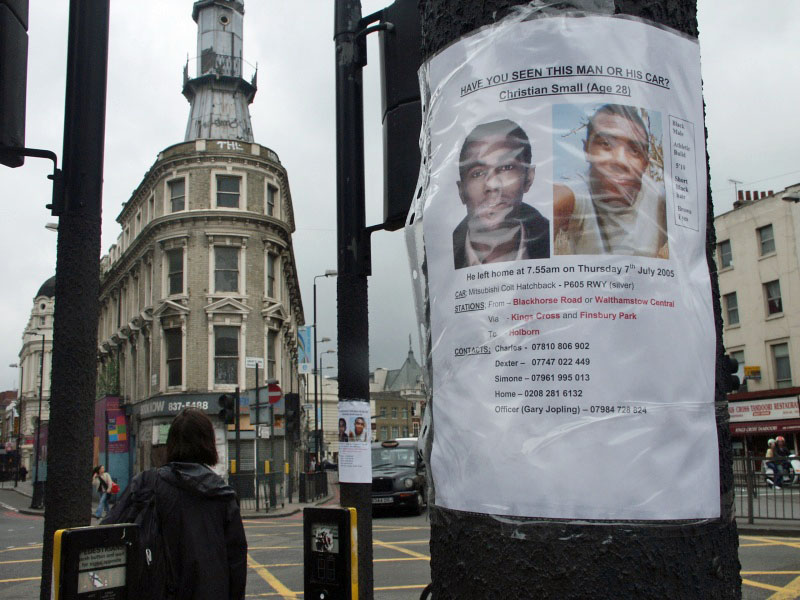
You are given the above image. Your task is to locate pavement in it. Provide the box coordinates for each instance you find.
[1,478,799,536]
[0,476,336,519]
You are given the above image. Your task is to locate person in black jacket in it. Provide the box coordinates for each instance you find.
[104,409,247,599]
[453,119,550,269]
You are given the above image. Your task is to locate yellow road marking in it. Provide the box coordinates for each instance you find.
[742,571,800,576]
[374,539,430,561]
[0,558,40,565]
[247,545,302,551]
[247,554,297,600]
[375,584,428,591]
[743,579,785,593]
[742,536,800,550]
[0,545,42,554]
[768,575,800,599]
[376,557,428,562]
[0,576,40,583]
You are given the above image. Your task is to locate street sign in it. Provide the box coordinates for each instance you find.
[245,356,265,369]
[258,425,270,439]
[268,383,282,404]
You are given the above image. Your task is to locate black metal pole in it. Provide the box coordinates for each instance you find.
[255,364,259,510]
[40,2,110,597]
[313,279,318,464]
[235,386,241,475]
[30,334,44,508]
[335,0,373,597]
[419,1,740,598]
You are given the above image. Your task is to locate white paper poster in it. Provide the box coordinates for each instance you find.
[418,15,718,520]
[337,401,372,483]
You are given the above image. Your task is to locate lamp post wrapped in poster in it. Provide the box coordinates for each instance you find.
[408,11,717,521]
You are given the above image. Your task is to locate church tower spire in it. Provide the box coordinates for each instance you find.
[182,0,257,142]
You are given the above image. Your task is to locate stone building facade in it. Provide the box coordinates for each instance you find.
[15,277,54,472]
[97,0,305,478]
[716,183,800,456]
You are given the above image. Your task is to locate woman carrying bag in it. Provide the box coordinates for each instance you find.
[91,465,113,519]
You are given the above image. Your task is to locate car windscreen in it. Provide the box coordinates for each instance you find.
[372,447,416,469]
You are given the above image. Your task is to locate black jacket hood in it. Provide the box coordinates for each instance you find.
[159,462,237,500]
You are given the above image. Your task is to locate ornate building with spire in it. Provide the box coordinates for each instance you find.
[97,0,305,478]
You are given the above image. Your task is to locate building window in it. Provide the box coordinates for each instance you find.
[380,406,386,418]
[214,326,239,385]
[402,426,409,437]
[764,280,783,315]
[391,426,399,439]
[214,246,239,293]
[164,328,182,387]
[772,343,792,388]
[402,407,408,419]
[758,224,775,256]
[718,240,732,269]
[413,422,420,437]
[216,175,240,208]
[166,248,183,295]
[723,292,739,326]
[267,329,277,380]
[168,178,185,212]
[266,253,277,298]
[267,184,277,216]
[380,426,388,441]
[391,407,398,419]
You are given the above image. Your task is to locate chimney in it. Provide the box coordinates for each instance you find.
[745,191,752,201]
[738,190,744,202]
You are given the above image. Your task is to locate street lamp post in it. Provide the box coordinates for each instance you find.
[319,349,336,458]
[313,270,337,461]
[31,334,45,509]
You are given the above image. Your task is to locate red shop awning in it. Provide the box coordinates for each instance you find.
[730,419,800,436]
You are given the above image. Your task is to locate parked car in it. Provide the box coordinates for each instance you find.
[371,439,426,515]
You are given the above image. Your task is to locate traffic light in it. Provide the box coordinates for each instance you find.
[378,0,422,231]
[724,355,740,393]
[0,0,29,167]
[285,392,300,442]
[218,393,235,425]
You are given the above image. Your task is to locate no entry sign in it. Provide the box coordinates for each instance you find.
[268,383,282,404]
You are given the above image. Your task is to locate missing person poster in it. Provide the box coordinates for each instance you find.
[338,401,372,483]
[419,15,718,520]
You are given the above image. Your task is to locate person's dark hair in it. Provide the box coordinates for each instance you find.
[339,418,347,428]
[92,465,103,476]
[458,119,532,180]
[586,104,649,151]
[166,408,219,465]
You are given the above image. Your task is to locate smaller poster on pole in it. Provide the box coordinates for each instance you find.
[337,401,372,483]
[297,326,312,374]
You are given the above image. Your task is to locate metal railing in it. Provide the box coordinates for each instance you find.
[733,454,800,522]
[229,472,285,513]
[298,471,328,503]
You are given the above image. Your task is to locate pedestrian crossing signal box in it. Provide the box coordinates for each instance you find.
[303,507,358,600]
[53,524,138,599]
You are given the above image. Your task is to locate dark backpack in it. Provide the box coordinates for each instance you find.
[112,469,177,599]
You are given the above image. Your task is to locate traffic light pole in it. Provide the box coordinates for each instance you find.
[335,1,373,597]
[418,1,740,597]
[39,2,110,598]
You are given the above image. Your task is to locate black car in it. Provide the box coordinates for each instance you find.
[371,439,426,514]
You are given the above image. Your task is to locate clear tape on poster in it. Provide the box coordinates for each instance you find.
[405,3,727,527]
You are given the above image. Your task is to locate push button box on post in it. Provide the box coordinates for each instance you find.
[303,507,358,600]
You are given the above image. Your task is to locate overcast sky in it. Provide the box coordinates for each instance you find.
[1,0,798,392]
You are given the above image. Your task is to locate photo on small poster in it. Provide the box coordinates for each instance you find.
[452,118,551,270]
[552,103,668,259]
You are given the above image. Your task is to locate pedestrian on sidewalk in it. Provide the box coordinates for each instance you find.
[92,465,113,519]
[103,408,247,599]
